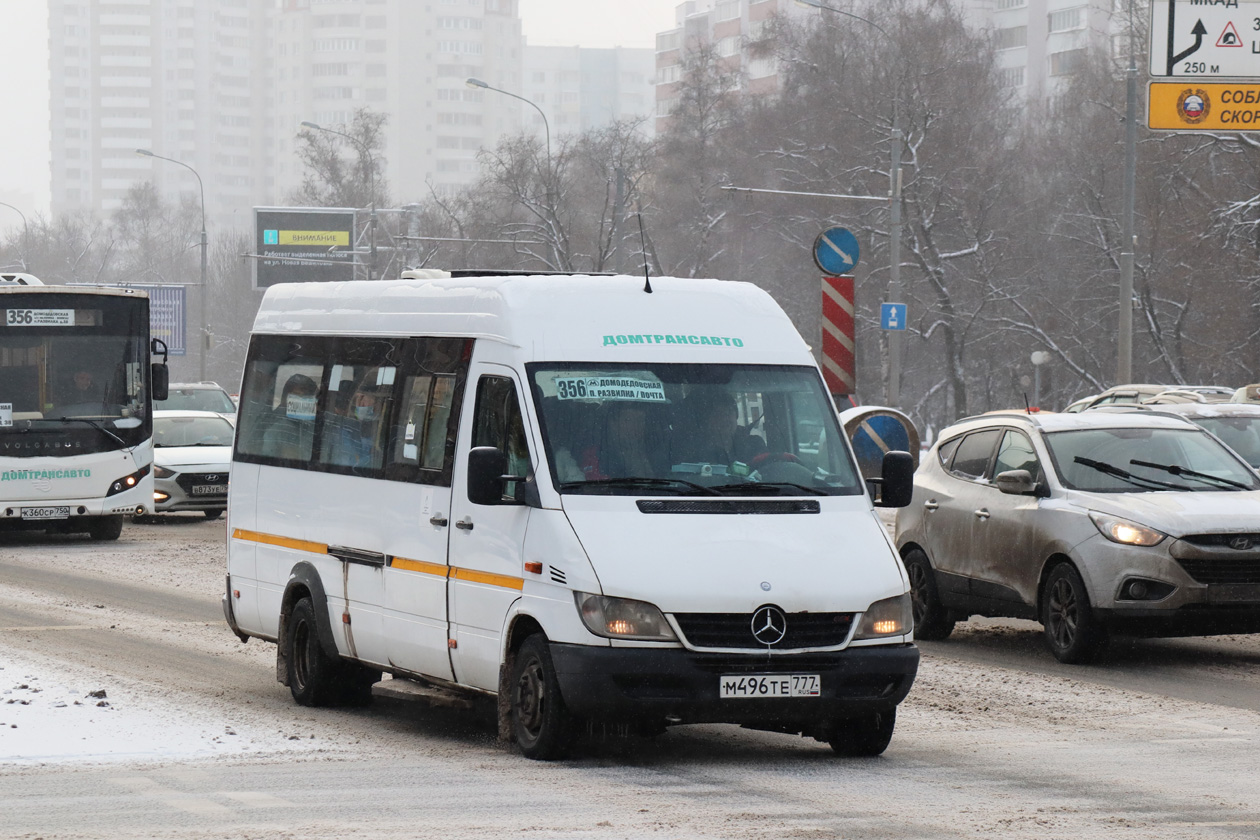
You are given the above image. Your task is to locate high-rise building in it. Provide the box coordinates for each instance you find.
[48,0,270,231]
[522,46,656,141]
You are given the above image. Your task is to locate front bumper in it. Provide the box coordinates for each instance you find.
[154,475,228,513]
[548,642,919,725]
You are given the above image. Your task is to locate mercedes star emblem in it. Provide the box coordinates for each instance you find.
[750,605,787,646]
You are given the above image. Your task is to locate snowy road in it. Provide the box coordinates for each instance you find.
[1,517,1259,839]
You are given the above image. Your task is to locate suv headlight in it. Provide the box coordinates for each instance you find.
[574,592,678,641]
[854,593,913,640]
[1090,512,1165,546]
[153,465,176,479]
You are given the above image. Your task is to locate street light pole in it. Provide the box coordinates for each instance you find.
[466,77,552,172]
[795,0,904,405]
[0,201,31,271]
[300,121,378,282]
[1117,0,1138,384]
[135,149,208,381]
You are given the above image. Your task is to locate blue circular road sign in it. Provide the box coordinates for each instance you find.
[813,226,860,275]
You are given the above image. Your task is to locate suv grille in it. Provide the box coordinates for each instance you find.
[673,612,854,649]
[1175,557,1260,585]
[175,472,229,492]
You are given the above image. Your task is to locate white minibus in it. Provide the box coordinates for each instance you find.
[223,273,918,759]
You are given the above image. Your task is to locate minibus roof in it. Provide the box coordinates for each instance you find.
[253,274,812,364]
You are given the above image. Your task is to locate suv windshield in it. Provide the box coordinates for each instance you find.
[1043,427,1260,493]
[157,386,235,414]
[527,363,863,496]
[154,415,235,448]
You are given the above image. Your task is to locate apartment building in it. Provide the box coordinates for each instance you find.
[522,46,656,140]
[49,0,269,230]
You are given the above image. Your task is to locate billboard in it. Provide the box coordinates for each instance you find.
[253,207,358,289]
[128,284,186,356]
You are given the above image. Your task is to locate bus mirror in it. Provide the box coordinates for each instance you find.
[151,363,169,402]
[876,450,914,508]
[467,446,508,506]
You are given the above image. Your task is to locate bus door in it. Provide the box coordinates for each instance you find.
[446,366,534,692]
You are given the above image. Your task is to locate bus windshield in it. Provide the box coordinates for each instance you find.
[527,362,863,497]
[0,294,150,451]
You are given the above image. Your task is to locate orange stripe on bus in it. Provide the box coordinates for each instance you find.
[231,528,328,556]
[450,567,524,591]
[390,557,450,578]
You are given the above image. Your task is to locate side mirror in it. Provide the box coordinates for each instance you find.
[994,469,1038,496]
[468,446,509,506]
[875,450,914,508]
[151,363,169,402]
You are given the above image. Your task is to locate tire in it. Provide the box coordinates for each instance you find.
[903,549,955,641]
[337,663,382,707]
[285,597,343,707]
[828,707,896,757]
[203,510,223,521]
[1041,563,1108,664]
[510,634,577,760]
[87,516,124,541]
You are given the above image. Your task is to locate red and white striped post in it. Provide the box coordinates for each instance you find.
[820,275,855,398]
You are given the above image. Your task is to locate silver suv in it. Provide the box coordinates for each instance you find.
[896,411,1260,663]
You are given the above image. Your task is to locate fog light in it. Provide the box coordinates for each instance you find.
[1117,577,1176,602]
[1127,580,1148,600]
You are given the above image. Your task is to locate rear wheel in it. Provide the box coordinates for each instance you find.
[87,516,124,541]
[510,634,577,760]
[903,549,955,641]
[203,510,223,521]
[828,707,896,757]
[286,597,343,706]
[1041,563,1108,664]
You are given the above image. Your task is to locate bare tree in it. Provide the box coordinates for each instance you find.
[292,108,390,210]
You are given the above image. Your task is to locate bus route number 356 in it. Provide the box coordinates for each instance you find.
[719,674,821,698]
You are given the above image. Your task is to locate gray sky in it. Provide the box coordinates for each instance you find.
[0,0,678,223]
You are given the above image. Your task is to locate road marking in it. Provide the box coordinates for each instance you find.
[221,791,294,808]
[110,776,234,816]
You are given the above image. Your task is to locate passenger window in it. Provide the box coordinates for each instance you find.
[472,376,531,499]
[994,431,1041,480]
[394,373,457,471]
[236,340,327,465]
[316,349,397,474]
[936,436,963,468]
[948,430,1001,480]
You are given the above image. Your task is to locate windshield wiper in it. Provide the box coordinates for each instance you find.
[709,481,828,496]
[558,477,722,496]
[1129,458,1251,491]
[1073,456,1190,491]
[58,417,126,448]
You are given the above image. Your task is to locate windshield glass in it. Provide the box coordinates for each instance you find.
[0,293,150,451]
[154,415,235,448]
[157,387,235,414]
[1194,416,1260,469]
[527,363,863,496]
[1043,427,1260,492]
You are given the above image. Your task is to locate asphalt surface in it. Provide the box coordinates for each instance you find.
[0,516,1258,839]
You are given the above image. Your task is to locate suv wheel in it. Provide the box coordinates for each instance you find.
[1041,563,1108,664]
[904,549,955,640]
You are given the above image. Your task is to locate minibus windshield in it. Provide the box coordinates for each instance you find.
[527,363,863,497]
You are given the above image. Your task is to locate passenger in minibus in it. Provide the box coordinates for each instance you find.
[262,374,319,460]
[577,401,659,480]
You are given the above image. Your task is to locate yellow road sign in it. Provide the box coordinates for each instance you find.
[1149,81,1260,131]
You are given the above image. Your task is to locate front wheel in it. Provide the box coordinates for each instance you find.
[1041,563,1108,664]
[828,707,896,757]
[203,509,223,521]
[510,634,577,760]
[903,549,955,641]
[87,516,123,541]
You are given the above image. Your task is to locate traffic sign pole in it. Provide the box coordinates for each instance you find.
[820,275,855,397]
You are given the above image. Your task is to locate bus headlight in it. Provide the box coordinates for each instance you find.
[106,465,150,497]
[574,592,677,641]
[854,593,913,639]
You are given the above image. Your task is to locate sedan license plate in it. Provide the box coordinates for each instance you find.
[719,674,820,699]
[190,485,224,495]
[21,506,71,521]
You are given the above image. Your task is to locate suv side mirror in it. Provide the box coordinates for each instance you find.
[875,450,914,508]
[994,469,1038,496]
[151,363,169,402]
[467,446,541,508]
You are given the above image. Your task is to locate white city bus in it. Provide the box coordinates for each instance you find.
[224,272,917,759]
[0,273,169,539]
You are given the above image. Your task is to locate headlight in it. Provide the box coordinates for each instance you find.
[854,593,913,640]
[153,466,176,479]
[1089,512,1165,546]
[106,465,151,497]
[574,592,678,641]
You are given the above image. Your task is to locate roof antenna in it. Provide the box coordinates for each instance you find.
[1023,392,1033,414]
[636,212,653,294]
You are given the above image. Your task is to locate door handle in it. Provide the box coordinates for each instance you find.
[974,508,990,520]
[455,518,474,531]
[924,500,939,511]
[429,514,448,528]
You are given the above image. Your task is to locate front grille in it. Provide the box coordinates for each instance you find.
[1181,533,1260,549]
[1175,557,1260,585]
[637,499,821,514]
[175,472,230,492]
[674,612,854,650]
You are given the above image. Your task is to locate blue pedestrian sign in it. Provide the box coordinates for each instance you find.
[813,226,860,275]
[881,303,907,331]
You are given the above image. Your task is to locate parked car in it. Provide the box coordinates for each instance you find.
[152,410,234,519]
[1065,384,1232,412]
[155,382,237,419]
[1230,384,1260,404]
[1114,402,1260,470]
[896,410,1260,663]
